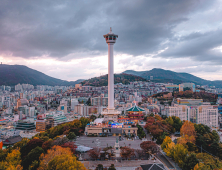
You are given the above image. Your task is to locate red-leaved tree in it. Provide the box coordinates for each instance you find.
[88,147,101,159]
[120,146,134,160]
[140,141,158,155]
[61,142,77,154]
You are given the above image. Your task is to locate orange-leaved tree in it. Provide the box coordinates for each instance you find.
[180,120,196,144]
[38,145,73,170]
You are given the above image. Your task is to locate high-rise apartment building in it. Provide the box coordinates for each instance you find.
[91,96,108,106]
[166,99,218,128]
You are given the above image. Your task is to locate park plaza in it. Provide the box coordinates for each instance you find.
[85,105,145,137]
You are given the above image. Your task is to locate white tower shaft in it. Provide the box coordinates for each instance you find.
[108,43,114,109]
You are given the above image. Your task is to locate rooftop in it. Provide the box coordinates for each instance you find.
[127,105,145,112]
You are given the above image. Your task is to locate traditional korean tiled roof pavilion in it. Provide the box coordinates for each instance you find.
[126,105,145,112]
[119,105,145,123]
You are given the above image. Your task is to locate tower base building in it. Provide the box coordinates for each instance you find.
[102,109,120,121]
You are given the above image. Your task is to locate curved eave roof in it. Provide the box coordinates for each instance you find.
[126,105,145,112]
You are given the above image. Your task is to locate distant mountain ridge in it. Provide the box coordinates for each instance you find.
[1,65,221,88]
[123,68,222,88]
[81,73,147,86]
[0,64,83,86]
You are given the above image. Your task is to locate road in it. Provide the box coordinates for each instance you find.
[156,151,175,169]
[140,124,176,169]
[140,124,152,140]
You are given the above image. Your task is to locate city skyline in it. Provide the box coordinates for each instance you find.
[0,0,222,81]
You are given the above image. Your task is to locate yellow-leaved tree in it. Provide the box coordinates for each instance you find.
[161,136,172,150]
[163,141,175,157]
[173,144,188,168]
[5,149,22,167]
[47,154,86,170]
[194,153,222,170]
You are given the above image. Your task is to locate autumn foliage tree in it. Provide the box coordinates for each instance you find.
[47,154,86,170]
[135,149,145,159]
[61,142,77,154]
[88,147,101,160]
[140,141,158,155]
[0,149,23,169]
[163,141,175,157]
[194,153,222,170]
[22,146,44,170]
[38,145,75,170]
[120,147,134,160]
[180,120,196,144]
[144,116,172,144]
[42,139,53,152]
[161,136,172,150]
[173,144,188,168]
[20,138,44,159]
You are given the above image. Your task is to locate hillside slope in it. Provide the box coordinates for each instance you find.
[0,64,82,86]
[123,68,222,88]
[81,73,147,86]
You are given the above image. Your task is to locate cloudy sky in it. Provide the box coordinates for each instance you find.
[0,0,222,81]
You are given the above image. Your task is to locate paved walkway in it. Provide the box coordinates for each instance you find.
[81,159,163,170]
[76,136,143,149]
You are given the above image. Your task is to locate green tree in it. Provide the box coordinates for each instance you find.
[172,116,183,132]
[67,132,76,140]
[12,138,30,150]
[86,98,91,106]
[210,130,220,143]
[149,113,154,117]
[29,160,39,170]
[90,115,97,121]
[166,117,174,126]
[22,146,44,170]
[96,164,103,170]
[194,124,210,136]
[20,138,43,159]
[0,149,7,162]
[186,142,197,152]
[183,153,199,170]
[108,164,116,170]
[79,117,90,130]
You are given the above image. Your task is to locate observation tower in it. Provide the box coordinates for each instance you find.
[102,28,120,121]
